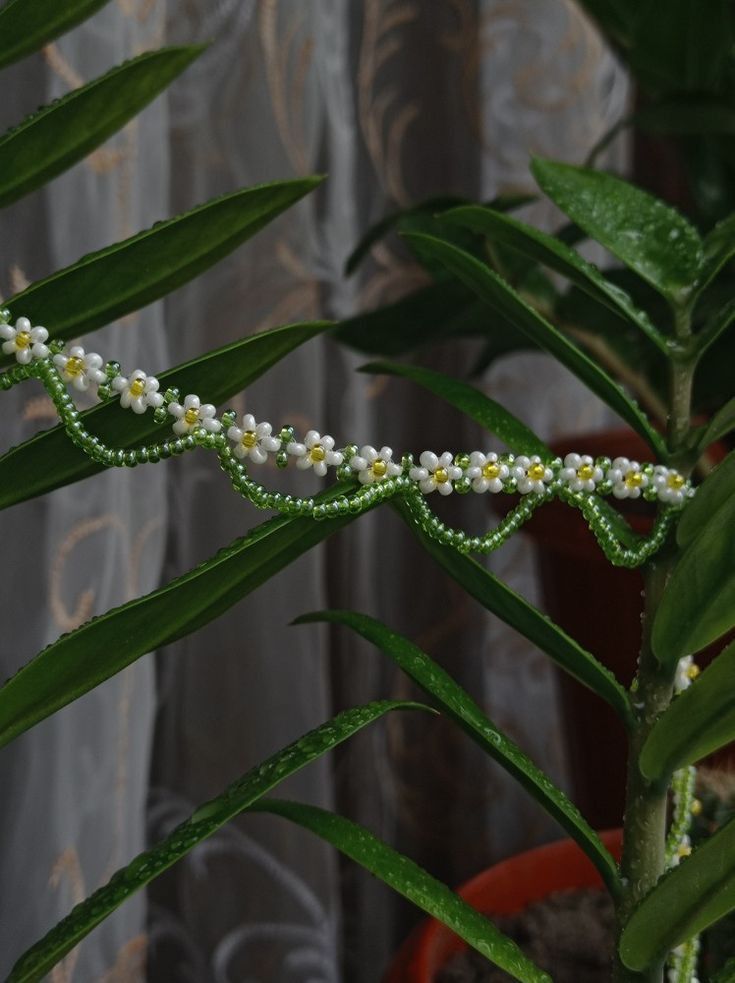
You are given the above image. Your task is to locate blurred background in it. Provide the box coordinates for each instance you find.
[0,1,731,980]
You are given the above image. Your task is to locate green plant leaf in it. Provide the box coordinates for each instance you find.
[253,799,551,983]
[0,0,112,70]
[0,486,360,751]
[697,297,735,360]
[0,46,204,208]
[677,449,735,550]
[345,195,466,275]
[6,701,428,983]
[402,231,667,458]
[359,361,549,458]
[653,491,735,665]
[640,638,735,784]
[619,814,735,971]
[0,320,331,509]
[444,205,670,354]
[697,398,735,452]
[695,212,735,297]
[394,500,634,726]
[296,610,621,897]
[530,158,704,308]
[711,955,735,983]
[344,193,534,276]
[335,281,490,356]
[1,175,323,365]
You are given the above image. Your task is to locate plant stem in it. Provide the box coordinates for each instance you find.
[612,309,697,983]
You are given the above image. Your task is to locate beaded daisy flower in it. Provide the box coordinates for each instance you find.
[0,317,49,364]
[227,414,281,463]
[286,430,343,477]
[409,451,463,496]
[350,445,402,484]
[112,369,164,414]
[168,393,222,435]
[53,345,106,391]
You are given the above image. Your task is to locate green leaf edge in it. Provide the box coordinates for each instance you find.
[6,701,431,983]
[296,609,622,899]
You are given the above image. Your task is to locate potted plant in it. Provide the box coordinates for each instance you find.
[2,2,735,982]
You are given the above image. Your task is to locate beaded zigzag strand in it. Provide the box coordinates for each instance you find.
[0,318,695,568]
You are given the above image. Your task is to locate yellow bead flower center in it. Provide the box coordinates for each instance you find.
[677,843,692,859]
[15,331,31,349]
[625,471,644,489]
[482,461,501,480]
[528,463,546,481]
[129,378,146,398]
[686,663,700,680]
[241,430,258,448]
[434,467,449,484]
[577,463,595,481]
[372,459,387,478]
[65,356,85,377]
[667,472,685,490]
[691,798,703,816]
[184,407,200,426]
[310,445,326,463]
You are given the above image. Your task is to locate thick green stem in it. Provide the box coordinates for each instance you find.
[613,310,697,983]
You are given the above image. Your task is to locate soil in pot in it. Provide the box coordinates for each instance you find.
[435,888,615,983]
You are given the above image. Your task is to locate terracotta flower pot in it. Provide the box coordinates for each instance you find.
[384,829,623,982]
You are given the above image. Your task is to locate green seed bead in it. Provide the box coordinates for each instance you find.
[454,453,471,470]
[454,477,471,495]
[276,450,289,469]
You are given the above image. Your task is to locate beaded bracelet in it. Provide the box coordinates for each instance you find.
[0,316,695,568]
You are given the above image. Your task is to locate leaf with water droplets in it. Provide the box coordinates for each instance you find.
[395,500,634,727]
[619,813,735,971]
[402,231,667,458]
[1,175,323,367]
[443,205,670,355]
[358,361,550,458]
[0,483,359,751]
[296,609,621,898]
[0,319,332,510]
[640,637,735,783]
[531,158,704,308]
[0,0,112,69]
[0,47,205,208]
[6,701,430,982]
[253,799,551,983]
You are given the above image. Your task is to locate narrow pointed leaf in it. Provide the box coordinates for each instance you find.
[654,491,735,664]
[678,450,735,550]
[359,361,549,458]
[345,193,534,275]
[0,487,359,751]
[531,158,703,308]
[394,500,633,727]
[335,281,530,360]
[0,0,112,70]
[697,399,735,453]
[1,175,323,364]
[403,231,667,457]
[7,701,428,983]
[640,638,735,783]
[0,320,331,509]
[619,815,735,971]
[296,610,621,896]
[253,799,550,983]
[444,205,669,354]
[0,46,204,208]
[696,212,735,299]
[697,296,735,359]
